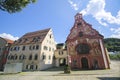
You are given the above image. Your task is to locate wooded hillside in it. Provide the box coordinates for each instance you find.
[104,38,120,52]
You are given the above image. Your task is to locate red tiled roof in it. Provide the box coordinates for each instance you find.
[15,28,51,44]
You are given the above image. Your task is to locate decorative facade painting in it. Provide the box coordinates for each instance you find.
[66,13,110,70]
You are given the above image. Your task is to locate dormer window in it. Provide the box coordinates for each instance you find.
[32,37,40,42]
[24,38,28,43]
[18,39,22,43]
[32,37,36,42]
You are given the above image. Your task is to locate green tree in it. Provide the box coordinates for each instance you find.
[0,0,36,13]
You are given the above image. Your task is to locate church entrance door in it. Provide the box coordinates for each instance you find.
[81,57,89,69]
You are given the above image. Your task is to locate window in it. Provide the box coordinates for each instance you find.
[33,46,35,50]
[24,38,28,43]
[19,54,25,60]
[14,47,17,51]
[76,44,90,54]
[18,39,22,43]
[79,32,83,37]
[59,51,63,55]
[29,55,32,60]
[14,55,17,60]
[44,46,48,50]
[42,54,46,60]
[34,54,38,60]
[36,45,39,50]
[26,65,28,69]
[52,48,54,52]
[32,37,39,42]
[49,55,51,60]
[50,34,52,38]
[77,22,82,27]
[11,55,14,60]
[8,55,11,60]
[17,47,20,51]
[29,46,32,50]
[32,37,36,42]
[35,65,38,69]
[49,47,51,51]
[22,46,25,51]
[30,65,34,70]
[73,60,77,66]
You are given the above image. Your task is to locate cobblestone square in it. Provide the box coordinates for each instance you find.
[0,61,120,80]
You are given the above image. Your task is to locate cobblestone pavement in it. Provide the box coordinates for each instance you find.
[0,60,120,80]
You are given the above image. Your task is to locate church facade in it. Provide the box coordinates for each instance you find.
[66,13,110,70]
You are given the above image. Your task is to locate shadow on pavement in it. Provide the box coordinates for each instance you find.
[42,66,64,71]
[98,77,120,80]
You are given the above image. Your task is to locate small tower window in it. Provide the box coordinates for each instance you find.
[77,22,82,27]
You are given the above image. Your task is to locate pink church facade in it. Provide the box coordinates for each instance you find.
[66,13,110,70]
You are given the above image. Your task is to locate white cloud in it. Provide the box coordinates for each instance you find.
[80,0,120,26]
[110,27,120,38]
[68,0,79,11]
[0,33,19,41]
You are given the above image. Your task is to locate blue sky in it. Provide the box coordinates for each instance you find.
[0,0,120,43]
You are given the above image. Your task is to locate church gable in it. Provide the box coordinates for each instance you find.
[67,13,103,41]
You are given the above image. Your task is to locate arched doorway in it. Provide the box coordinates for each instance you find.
[81,57,89,69]
[59,58,66,66]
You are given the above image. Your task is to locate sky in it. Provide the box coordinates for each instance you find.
[0,0,120,43]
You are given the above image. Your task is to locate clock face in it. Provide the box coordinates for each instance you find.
[76,44,90,54]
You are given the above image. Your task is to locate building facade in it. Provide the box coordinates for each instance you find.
[6,28,56,71]
[0,37,13,71]
[66,13,110,70]
[54,43,67,67]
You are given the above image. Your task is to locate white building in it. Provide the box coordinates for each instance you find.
[6,28,56,71]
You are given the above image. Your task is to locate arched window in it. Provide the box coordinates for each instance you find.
[34,54,38,60]
[29,54,32,60]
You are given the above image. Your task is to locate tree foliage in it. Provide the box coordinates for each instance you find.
[0,0,36,13]
[104,38,120,52]
[109,54,120,60]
